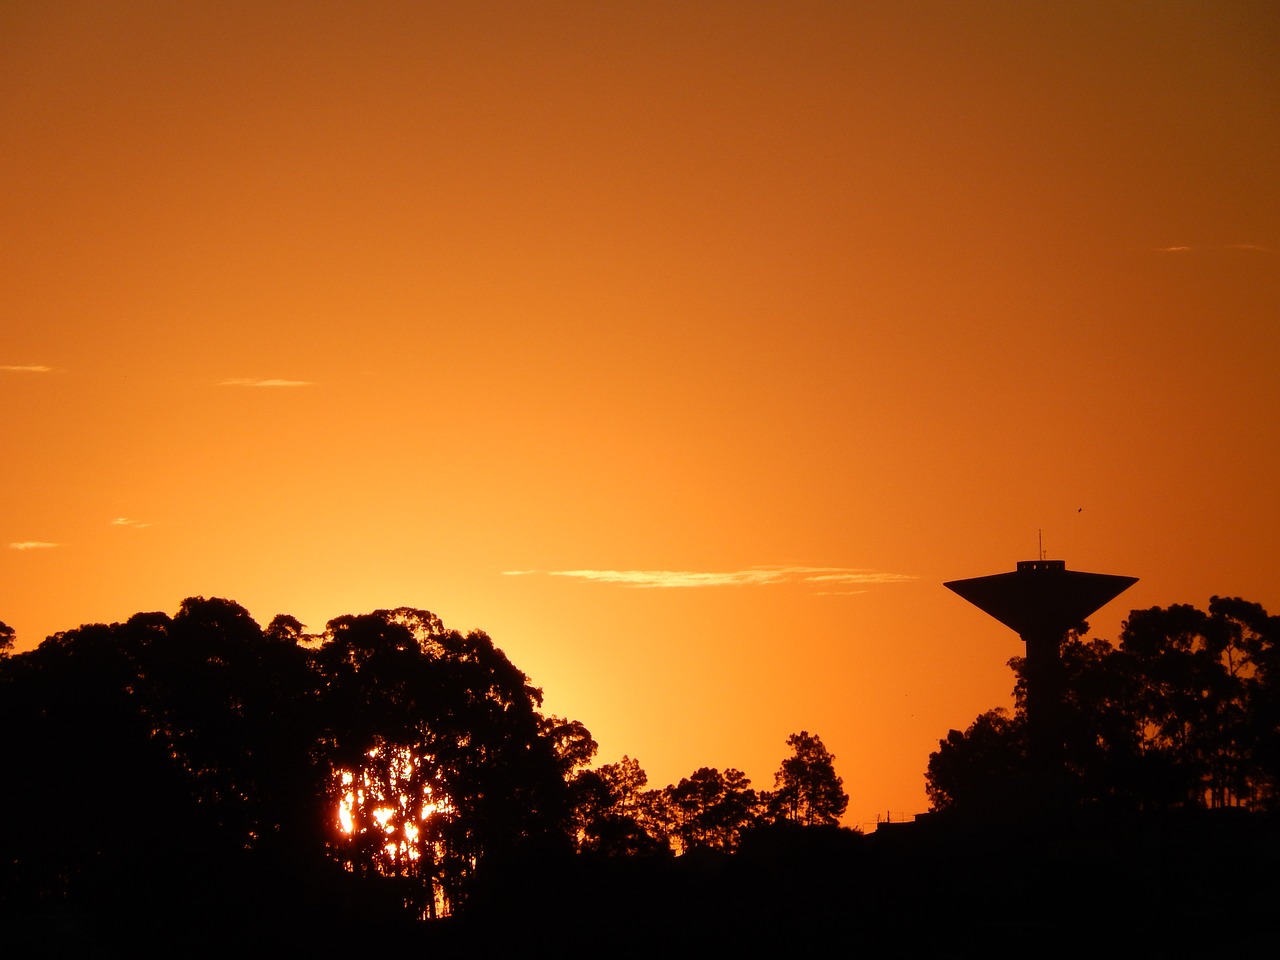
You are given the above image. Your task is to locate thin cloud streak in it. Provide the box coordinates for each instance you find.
[504,566,917,590]
[110,517,152,528]
[220,378,312,387]
[10,541,60,550]
[801,571,914,584]
[1153,243,1277,255]
[1,364,53,373]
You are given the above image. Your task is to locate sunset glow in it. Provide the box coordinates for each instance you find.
[2,1,1277,829]
[333,743,452,895]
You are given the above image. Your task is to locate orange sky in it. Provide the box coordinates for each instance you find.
[3,1,1278,829]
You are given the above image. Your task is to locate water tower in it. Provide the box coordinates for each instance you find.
[944,559,1138,783]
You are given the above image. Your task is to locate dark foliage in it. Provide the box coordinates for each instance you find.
[6,592,1276,953]
[568,733,851,858]
[768,730,849,826]
[927,597,1280,816]
[0,598,586,939]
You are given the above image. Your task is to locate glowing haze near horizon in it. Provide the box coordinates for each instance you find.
[2,1,1277,828]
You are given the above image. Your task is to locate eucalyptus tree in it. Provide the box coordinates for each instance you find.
[0,598,592,923]
[311,607,580,917]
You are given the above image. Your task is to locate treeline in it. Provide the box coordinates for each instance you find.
[0,599,848,934]
[927,595,1280,816]
[4,595,1279,953]
[572,731,847,859]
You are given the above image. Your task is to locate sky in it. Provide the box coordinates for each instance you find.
[2,0,1278,829]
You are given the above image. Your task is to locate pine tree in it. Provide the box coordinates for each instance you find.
[768,731,848,826]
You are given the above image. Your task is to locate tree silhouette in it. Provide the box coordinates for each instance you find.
[312,608,577,917]
[925,708,1029,813]
[3,593,1277,950]
[659,767,762,853]
[0,598,333,931]
[0,598,592,928]
[767,731,848,826]
[570,755,669,856]
[926,598,1280,815]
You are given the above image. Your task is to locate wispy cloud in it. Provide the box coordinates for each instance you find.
[504,566,916,590]
[1153,243,1277,255]
[1,364,53,373]
[110,517,152,528]
[800,570,915,584]
[220,378,312,388]
[10,541,60,550]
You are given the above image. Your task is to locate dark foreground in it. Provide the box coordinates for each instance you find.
[8,810,1278,959]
